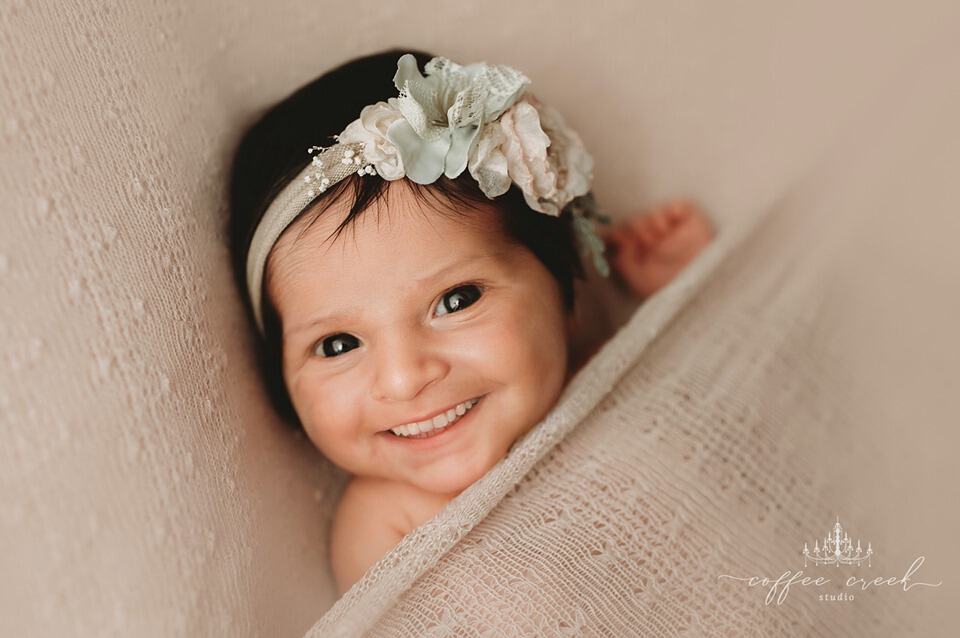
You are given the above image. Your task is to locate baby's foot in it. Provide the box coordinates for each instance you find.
[600,199,714,299]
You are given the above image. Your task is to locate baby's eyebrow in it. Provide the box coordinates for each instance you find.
[283,252,498,339]
[413,252,490,286]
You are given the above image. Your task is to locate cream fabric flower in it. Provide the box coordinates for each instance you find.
[336,102,405,180]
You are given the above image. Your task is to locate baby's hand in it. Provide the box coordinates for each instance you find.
[600,199,714,300]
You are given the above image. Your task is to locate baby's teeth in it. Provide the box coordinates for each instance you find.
[389,397,482,437]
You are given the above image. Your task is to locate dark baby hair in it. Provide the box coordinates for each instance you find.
[227,48,587,429]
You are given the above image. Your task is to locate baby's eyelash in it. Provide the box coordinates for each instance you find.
[440,280,488,297]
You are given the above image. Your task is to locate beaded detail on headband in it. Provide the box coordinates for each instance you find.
[303,143,374,198]
[245,53,610,335]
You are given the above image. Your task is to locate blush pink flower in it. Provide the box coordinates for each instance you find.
[492,96,594,216]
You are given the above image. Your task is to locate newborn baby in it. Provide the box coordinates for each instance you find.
[265,184,711,594]
[226,49,714,596]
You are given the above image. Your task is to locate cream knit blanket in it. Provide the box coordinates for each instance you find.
[305,178,923,636]
[1,3,954,636]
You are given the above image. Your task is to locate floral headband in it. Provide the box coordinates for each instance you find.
[246,53,610,335]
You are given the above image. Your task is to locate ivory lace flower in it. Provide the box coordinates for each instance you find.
[384,54,530,184]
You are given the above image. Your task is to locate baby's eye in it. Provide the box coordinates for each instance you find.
[311,286,483,357]
[434,284,483,317]
[315,333,361,358]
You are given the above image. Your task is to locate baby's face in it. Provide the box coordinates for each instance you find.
[266,182,571,497]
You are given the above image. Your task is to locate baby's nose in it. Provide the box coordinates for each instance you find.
[370,334,448,402]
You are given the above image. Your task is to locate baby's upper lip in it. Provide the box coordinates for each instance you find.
[380,396,479,432]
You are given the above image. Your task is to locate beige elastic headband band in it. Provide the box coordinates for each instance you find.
[245,141,370,335]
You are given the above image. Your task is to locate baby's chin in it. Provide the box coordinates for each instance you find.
[401,448,501,498]
[385,429,520,498]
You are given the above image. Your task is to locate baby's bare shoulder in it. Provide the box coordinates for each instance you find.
[391,481,456,534]
[329,476,408,596]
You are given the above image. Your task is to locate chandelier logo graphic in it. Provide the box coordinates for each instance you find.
[717,513,942,605]
[802,516,872,568]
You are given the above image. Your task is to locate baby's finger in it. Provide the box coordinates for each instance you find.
[651,211,671,236]
[632,219,656,246]
[616,229,649,265]
[601,224,632,247]
[665,199,694,223]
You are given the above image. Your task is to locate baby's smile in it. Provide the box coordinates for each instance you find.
[379,394,484,438]
[376,394,487,458]
[264,179,571,497]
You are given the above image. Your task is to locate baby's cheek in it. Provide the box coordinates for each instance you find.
[485,301,567,391]
[292,372,362,452]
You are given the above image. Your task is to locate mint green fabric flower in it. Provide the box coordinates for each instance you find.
[385,54,530,184]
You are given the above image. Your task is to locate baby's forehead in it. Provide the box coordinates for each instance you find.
[267,192,515,299]
[274,189,504,263]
